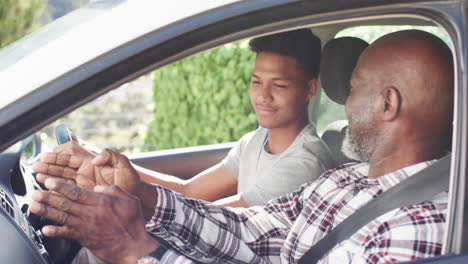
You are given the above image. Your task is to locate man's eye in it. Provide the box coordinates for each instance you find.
[251,80,261,85]
[274,83,287,88]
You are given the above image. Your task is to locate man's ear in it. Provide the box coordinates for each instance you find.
[380,86,401,121]
[306,79,319,101]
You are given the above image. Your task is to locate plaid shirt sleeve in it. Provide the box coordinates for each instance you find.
[145,183,310,263]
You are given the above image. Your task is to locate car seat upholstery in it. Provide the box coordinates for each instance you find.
[319,37,369,165]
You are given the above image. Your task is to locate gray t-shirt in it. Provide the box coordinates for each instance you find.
[222,123,336,206]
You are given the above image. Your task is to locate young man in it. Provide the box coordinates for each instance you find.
[31,30,454,263]
[57,29,335,207]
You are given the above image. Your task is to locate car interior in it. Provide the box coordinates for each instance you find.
[0,3,461,262]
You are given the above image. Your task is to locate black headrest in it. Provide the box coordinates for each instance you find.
[320,37,369,104]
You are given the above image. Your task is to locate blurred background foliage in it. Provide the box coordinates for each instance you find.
[0,0,44,48]
[0,0,89,48]
[143,42,257,151]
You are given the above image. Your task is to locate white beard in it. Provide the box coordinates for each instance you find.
[341,127,378,161]
[341,97,379,162]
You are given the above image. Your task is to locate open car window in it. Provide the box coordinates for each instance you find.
[37,40,257,155]
[38,25,451,155]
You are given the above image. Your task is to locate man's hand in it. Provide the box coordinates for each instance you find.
[30,178,159,264]
[55,141,100,158]
[33,146,141,195]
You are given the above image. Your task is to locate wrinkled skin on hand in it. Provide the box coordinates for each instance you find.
[33,142,141,195]
[29,179,158,264]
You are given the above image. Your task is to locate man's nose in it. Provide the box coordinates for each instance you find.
[258,84,273,102]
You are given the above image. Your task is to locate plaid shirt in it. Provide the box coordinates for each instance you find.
[146,161,447,263]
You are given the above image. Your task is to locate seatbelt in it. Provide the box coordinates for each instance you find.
[299,154,451,264]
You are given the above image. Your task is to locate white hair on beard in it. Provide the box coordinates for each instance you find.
[341,94,380,161]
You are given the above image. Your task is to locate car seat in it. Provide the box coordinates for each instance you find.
[319,37,369,164]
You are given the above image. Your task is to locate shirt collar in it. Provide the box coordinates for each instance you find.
[347,160,437,191]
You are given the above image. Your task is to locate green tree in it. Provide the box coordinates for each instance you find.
[144,42,257,151]
[0,0,44,48]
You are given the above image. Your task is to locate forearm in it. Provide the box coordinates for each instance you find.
[145,184,304,263]
[134,180,162,221]
[147,185,267,263]
[137,163,237,202]
[133,163,187,194]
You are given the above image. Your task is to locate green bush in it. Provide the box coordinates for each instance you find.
[143,42,257,151]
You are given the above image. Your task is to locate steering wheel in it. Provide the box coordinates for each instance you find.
[18,125,81,262]
[28,124,81,262]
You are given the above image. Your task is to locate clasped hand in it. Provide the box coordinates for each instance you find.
[30,142,159,263]
[33,141,141,194]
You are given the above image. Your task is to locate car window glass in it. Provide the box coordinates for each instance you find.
[316,25,449,134]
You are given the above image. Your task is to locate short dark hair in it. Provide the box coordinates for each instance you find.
[249,29,321,79]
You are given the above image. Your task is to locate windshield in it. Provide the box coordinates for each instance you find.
[0,0,239,110]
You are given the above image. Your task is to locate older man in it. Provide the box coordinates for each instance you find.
[30,29,453,264]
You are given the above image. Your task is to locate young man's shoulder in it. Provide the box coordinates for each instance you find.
[292,123,338,169]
